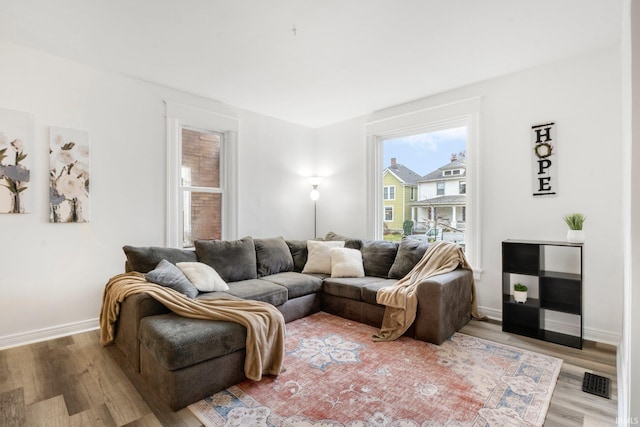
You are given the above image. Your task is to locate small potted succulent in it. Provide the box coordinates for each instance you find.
[563,213,586,243]
[513,283,528,303]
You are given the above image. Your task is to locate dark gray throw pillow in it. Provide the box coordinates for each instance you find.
[123,245,197,273]
[254,237,294,277]
[195,237,257,283]
[360,240,399,278]
[286,240,308,272]
[324,231,363,250]
[145,259,199,298]
[388,237,431,279]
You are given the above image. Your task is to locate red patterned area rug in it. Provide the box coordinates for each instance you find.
[189,312,562,427]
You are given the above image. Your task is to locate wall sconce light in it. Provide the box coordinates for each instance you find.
[308,176,323,237]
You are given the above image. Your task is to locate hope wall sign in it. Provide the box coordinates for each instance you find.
[532,122,557,197]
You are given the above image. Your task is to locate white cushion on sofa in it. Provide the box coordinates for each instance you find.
[176,262,229,292]
[302,240,345,274]
[330,247,365,278]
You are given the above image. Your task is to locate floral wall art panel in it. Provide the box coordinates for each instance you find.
[49,126,90,223]
[0,107,32,214]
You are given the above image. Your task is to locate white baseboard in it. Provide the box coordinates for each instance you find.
[477,305,621,347]
[0,318,99,351]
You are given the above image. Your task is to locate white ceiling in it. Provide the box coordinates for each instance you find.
[0,1,622,128]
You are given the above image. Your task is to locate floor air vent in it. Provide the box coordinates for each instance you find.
[582,372,610,398]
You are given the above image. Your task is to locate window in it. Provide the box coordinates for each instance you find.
[166,101,238,248]
[365,97,480,271]
[410,186,416,200]
[437,182,445,195]
[383,185,396,200]
[459,181,466,194]
[180,128,223,247]
[384,206,394,221]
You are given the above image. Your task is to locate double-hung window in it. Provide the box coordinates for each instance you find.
[166,102,238,248]
[383,185,396,200]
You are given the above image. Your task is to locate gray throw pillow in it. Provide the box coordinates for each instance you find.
[254,237,294,277]
[195,237,258,282]
[145,259,199,298]
[324,231,363,250]
[123,245,197,273]
[360,240,399,278]
[388,237,430,279]
[286,240,308,272]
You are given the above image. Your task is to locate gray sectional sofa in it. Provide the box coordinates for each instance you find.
[111,233,474,410]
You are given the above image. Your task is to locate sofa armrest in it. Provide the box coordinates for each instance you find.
[113,292,171,371]
[413,268,473,344]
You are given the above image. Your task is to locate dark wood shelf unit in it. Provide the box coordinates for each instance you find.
[502,239,583,349]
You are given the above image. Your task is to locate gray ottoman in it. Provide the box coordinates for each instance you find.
[138,313,248,410]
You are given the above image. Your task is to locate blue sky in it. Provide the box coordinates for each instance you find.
[383,127,467,176]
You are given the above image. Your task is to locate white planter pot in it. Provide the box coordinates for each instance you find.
[567,230,585,243]
[513,290,528,303]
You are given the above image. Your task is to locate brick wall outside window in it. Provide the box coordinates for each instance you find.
[181,129,222,245]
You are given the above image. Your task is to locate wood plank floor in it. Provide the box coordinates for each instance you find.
[0,319,618,426]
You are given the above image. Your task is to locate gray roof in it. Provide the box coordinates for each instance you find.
[411,194,466,206]
[419,158,466,182]
[384,163,421,185]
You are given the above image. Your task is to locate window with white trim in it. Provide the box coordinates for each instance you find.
[384,206,394,221]
[180,128,223,247]
[437,181,445,195]
[383,185,396,200]
[365,97,481,272]
[166,101,238,248]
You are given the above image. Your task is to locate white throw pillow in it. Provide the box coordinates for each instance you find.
[176,262,229,292]
[330,247,365,278]
[302,240,345,274]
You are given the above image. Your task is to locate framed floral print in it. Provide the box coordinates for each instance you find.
[49,126,90,223]
[0,108,32,214]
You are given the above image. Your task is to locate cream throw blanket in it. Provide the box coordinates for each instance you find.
[99,272,285,381]
[373,240,484,341]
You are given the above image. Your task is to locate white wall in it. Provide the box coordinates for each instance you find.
[316,46,623,343]
[0,41,315,347]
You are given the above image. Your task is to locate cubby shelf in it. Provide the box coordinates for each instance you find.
[502,239,583,349]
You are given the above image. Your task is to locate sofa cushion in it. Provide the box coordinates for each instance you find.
[261,272,323,299]
[176,262,229,292]
[286,240,308,272]
[139,313,247,371]
[322,277,387,301]
[145,260,199,298]
[324,231,363,250]
[361,279,398,305]
[195,237,257,282]
[302,240,345,274]
[360,240,399,278]
[388,237,431,279]
[330,248,365,278]
[254,237,294,277]
[123,245,197,273]
[224,279,288,306]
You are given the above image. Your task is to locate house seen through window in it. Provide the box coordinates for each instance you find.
[382,127,467,249]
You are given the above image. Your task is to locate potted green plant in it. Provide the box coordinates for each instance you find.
[563,213,586,243]
[513,283,528,303]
